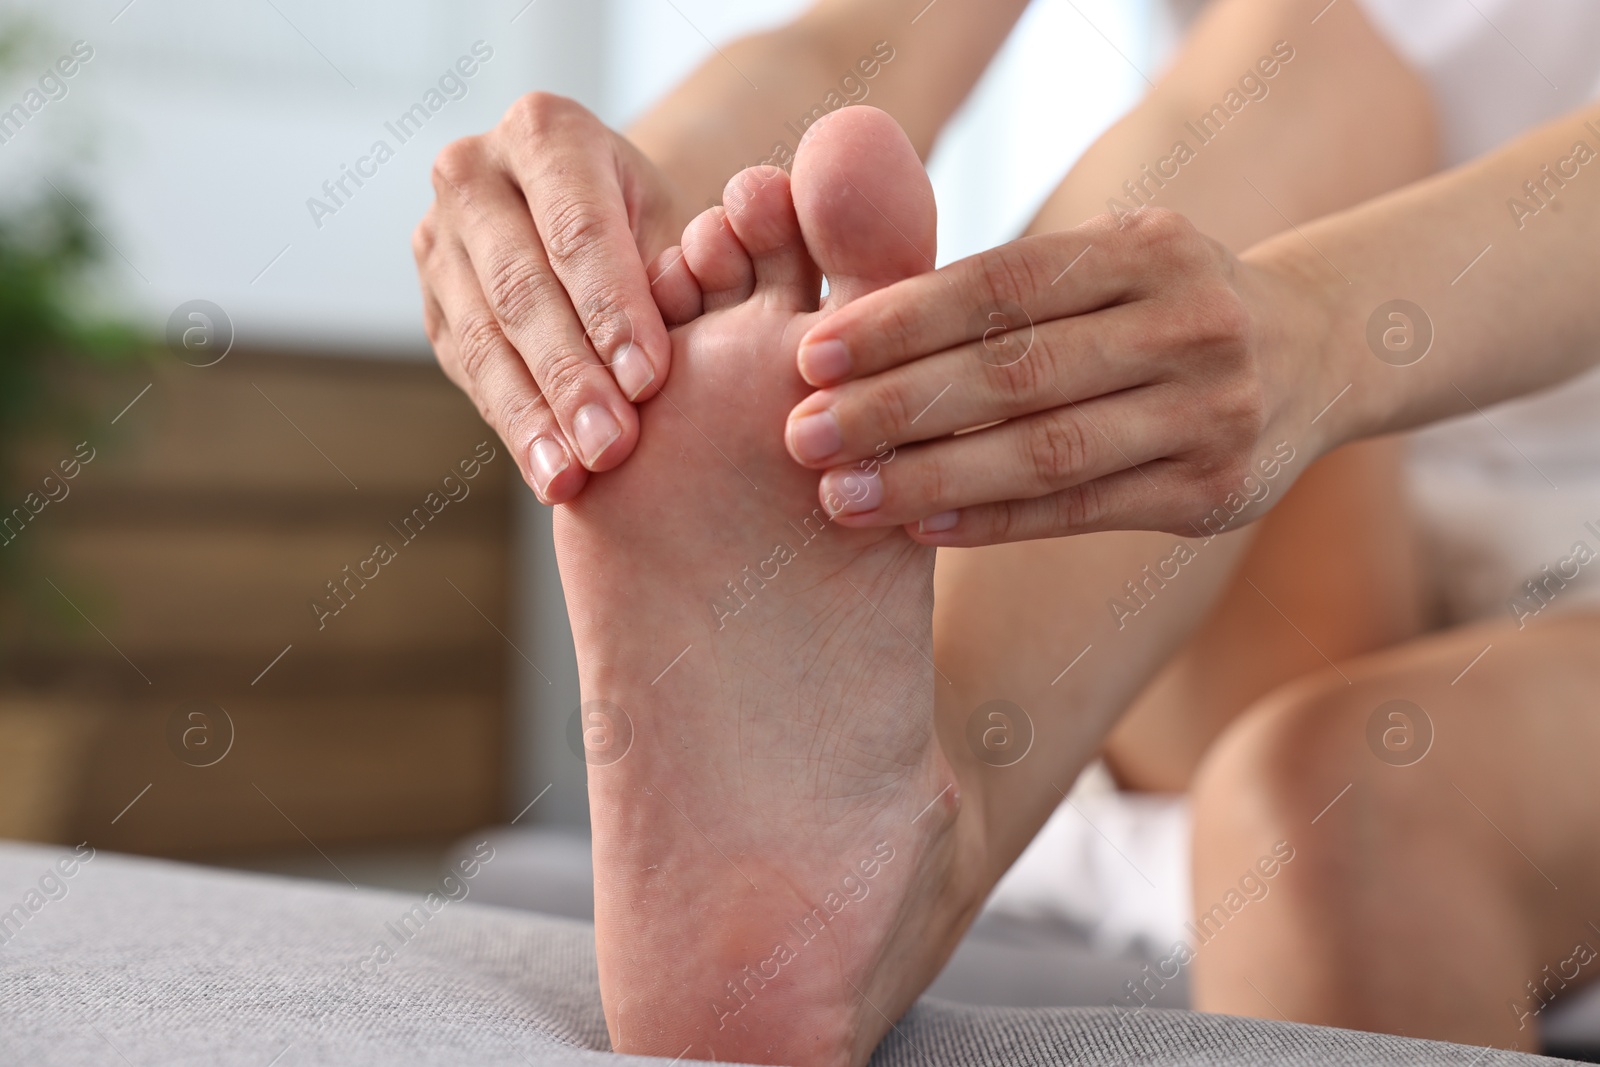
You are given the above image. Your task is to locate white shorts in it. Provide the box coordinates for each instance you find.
[1405,366,1600,628]
[981,761,1190,958]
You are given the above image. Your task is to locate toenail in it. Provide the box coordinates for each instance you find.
[918,510,959,534]
[574,404,623,467]
[788,411,842,464]
[611,343,655,400]
[798,340,851,385]
[821,468,883,515]
[530,436,571,499]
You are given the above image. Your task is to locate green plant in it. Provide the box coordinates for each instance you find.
[0,189,137,445]
[0,24,144,604]
[0,198,144,639]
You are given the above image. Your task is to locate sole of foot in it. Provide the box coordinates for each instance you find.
[553,107,987,1067]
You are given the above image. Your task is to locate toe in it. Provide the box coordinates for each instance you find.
[682,207,754,311]
[722,165,818,311]
[791,106,937,309]
[648,244,701,326]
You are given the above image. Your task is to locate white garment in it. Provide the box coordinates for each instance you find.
[1357,0,1600,168]
[1358,0,1600,624]
[982,761,1191,958]
[1407,377,1600,626]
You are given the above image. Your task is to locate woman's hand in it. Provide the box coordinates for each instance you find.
[783,209,1339,545]
[413,93,689,503]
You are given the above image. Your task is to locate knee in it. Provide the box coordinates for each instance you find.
[1185,678,1376,952]
[1189,671,1430,904]
[1190,668,1452,883]
[1193,674,1363,841]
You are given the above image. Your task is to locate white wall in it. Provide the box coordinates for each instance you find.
[1,0,605,353]
[4,0,1154,350]
[597,0,1155,267]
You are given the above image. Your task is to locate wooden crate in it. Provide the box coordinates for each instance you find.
[0,349,514,857]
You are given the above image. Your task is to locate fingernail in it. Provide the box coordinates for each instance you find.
[530,436,570,499]
[798,340,850,385]
[821,468,882,516]
[918,510,959,534]
[574,404,622,467]
[787,410,842,464]
[611,342,655,400]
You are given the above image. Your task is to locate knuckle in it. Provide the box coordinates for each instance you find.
[1225,378,1269,441]
[986,491,1054,544]
[504,91,577,140]
[976,243,1049,307]
[873,297,922,363]
[1052,479,1108,533]
[454,312,509,381]
[1190,285,1252,349]
[541,191,608,266]
[1183,345,1266,449]
[532,345,596,414]
[430,137,482,196]
[986,336,1053,403]
[1125,210,1218,277]
[574,287,633,357]
[1022,415,1092,490]
[985,502,1023,544]
[1127,206,1195,251]
[901,454,951,515]
[485,252,557,333]
[857,377,922,442]
[492,388,546,448]
[410,219,434,264]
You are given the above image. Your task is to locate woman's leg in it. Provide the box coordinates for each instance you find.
[1103,433,1426,792]
[1190,610,1600,1049]
[930,435,1420,881]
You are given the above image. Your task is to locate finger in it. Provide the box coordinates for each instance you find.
[815,392,1182,527]
[429,238,589,504]
[648,244,701,326]
[420,285,459,392]
[795,211,1184,387]
[497,100,672,401]
[785,303,1161,468]
[905,464,1193,546]
[442,163,641,471]
[412,204,440,282]
[414,208,455,383]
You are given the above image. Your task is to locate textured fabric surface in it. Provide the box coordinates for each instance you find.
[0,841,1579,1066]
[453,827,1600,1056]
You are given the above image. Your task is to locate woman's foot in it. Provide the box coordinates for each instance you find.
[552,107,986,1067]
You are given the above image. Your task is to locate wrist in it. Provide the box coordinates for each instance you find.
[1239,231,1369,460]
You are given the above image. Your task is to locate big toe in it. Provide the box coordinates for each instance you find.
[791,106,936,308]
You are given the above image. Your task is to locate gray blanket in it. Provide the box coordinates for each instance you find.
[0,841,1575,1066]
